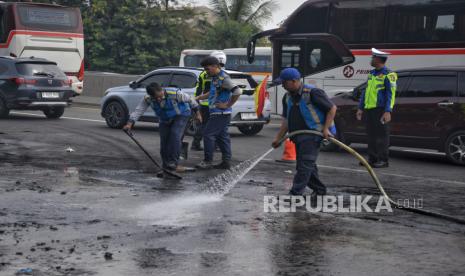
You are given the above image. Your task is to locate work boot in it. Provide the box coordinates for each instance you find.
[181,142,189,160]
[191,141,203,151]
[371,161,389,168]
[213,160,231,170]
[310,190,327,208]
[195,160,213,169]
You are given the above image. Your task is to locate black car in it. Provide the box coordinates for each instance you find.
[0,57,74,119]
[331,66,465,165]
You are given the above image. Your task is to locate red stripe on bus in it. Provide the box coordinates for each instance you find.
[0,30,84,48]
[351,49,465,55]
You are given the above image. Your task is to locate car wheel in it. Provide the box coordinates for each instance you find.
[43,107,65,119]
[445,131,465,165]
[184,116,197,136]
[238,124,264,136]
[103,101,128,129]
[0,96,9,118]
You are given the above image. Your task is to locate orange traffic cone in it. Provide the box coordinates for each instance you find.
[276,139,296,163]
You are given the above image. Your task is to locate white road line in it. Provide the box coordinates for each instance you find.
[318,164,465,186]
[71,106,100,111]
[11,112,105,123]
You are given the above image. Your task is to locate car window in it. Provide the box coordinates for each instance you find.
[15,62,66,78]
[0,61,8,74]
[401,75,456,97]
[169,73,197,88]
[394,76,409,96]
[459,72,465,97]
[140,73,171,87]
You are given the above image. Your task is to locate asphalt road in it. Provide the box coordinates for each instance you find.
[1,105,464,276]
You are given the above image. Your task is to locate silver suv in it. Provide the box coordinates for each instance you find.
[100,67,272,136]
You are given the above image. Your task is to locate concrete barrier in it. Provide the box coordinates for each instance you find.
[83,71,142,97]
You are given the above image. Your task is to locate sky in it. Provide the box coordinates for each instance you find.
[190,0,308,30]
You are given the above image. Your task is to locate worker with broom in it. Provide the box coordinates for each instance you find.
[123,82,201,174]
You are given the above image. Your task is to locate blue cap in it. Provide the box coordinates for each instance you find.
[274,68,301,84]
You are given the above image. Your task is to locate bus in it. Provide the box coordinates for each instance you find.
[223,47,272,81]
[0,2,84,94]
[179,48,272,81]
[247,0,465,114]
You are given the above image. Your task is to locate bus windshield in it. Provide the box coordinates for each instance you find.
[226,55,272,73]
[183,55,209,68]
[15,5,82,33]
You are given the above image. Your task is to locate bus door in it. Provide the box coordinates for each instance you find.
[268,34,355,114]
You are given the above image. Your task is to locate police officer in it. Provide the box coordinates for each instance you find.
[123,82,201,173]
[356,48,397,168]
[271,68,337,200]
[195,56,242,170]
[191,51,227,151]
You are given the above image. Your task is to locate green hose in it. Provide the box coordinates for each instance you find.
[278,130,465,225]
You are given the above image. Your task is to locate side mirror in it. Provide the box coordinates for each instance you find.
[129,81,138,89]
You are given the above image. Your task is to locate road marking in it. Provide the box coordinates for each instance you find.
[71,106,100,111]
[318,164,465,186]
[11,112,105,123]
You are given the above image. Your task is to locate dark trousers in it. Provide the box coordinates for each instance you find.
[290,134,326,195]
[365,107,390,163]
[159,115,189,169]
[193,105,210,145]
[203,114,232,162]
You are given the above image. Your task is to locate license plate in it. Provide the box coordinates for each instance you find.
[42,92,60,98]
[240,112,258,120]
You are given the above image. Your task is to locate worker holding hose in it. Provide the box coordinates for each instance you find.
[272,68,337,201]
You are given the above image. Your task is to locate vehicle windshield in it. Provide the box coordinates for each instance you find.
[226,55,272,73]
[16,63,67,78]
[16,5,82,33]
[183,55,209,67]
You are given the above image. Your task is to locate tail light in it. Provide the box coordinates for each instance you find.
[61,79,72,87]
[12,78,36,85]
[77,60,84,81]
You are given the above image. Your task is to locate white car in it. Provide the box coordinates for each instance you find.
[100,67,272,136]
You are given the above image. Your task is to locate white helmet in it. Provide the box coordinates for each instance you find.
[210,51,227,66]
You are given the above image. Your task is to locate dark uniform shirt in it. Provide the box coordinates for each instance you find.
[282,87,334,133]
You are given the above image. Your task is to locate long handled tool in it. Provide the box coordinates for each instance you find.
[123,129,182,179]
[277,130,465,225]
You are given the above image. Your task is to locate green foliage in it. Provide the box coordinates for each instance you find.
[205,0,277,49]
[202,20,258,49]
[6,0,277,74]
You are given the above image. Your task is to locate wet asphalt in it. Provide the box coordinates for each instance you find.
[0,105,464,276]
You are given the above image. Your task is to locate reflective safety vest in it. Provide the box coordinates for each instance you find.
[286,84,336,134]
[196,71,211,106]
[209,70,233,114]
[363,67,397,111]
[147,88,191,122]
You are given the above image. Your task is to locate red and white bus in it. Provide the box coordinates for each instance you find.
[248,0,465,114]
[0,2,84,94]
